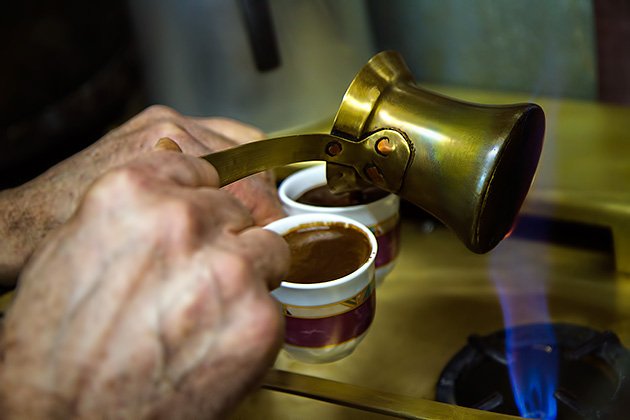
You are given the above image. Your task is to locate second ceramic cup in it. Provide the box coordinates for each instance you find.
[278,165,400,285]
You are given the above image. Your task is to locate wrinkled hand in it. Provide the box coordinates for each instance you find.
[0,105,284,282]
[0,152,289,419]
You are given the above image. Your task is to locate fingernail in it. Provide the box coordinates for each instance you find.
[154,137,183,152]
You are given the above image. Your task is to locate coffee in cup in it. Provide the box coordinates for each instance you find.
[265,213,377,364]
[295,184,388,207]
[283,222,372,284]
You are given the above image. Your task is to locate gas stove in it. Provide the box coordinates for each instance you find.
[437,323,629,419]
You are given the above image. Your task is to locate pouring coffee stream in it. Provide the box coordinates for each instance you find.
[202,51,545,254]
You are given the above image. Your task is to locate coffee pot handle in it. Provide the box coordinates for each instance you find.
[202,134,336,186]
[201,129,412,189]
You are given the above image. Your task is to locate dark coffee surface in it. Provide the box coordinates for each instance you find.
[296,184,388,207]
[283,222,371,284]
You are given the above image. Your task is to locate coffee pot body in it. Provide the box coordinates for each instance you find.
[202,51,545,254]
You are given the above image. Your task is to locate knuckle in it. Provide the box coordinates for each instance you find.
[136,106,192,145]
[247,296,283,349]
[142,104,181,120]
[214,252,257,298]
[224,252,255,283]
[88,166,149,202]
[151,120,187,141]
[106,166,149,191]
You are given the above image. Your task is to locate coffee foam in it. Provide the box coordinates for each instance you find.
[283,222,371,284]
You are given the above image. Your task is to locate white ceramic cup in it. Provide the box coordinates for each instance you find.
[265,213,378,364]
[278,165,400,285]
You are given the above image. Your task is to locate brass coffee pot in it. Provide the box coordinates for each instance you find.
[203,51,545,254]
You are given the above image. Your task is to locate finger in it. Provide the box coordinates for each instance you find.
[116,107,213,156]
[236,227,290,290]
[178,121,239,153]
[154,137,183,152]
[118,105,185,134]
[224,175,286,226]
[191,117,265,145]
[126,151,221,188]
[184,187,255,235]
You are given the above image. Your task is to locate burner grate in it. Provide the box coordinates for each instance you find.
[436,323,630,419]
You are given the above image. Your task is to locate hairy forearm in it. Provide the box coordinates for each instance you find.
[0,381,70,419]
[1,186,36,283]
[0,181,69,285]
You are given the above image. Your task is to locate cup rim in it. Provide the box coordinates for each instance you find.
[278,165,396,212]
[264,213,378,290]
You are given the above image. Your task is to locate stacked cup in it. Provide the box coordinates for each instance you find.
[265,165,400,363]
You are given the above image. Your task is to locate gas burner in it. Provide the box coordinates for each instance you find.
[436,323,629,419]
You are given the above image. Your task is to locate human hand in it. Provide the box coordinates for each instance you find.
[0,151,289,419]
[0,106,284,282]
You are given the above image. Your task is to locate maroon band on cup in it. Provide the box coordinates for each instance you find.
[373,220,401,268]
[374,223,401,268]
[284,291,376,348]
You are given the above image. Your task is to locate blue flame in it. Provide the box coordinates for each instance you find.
[505,324,558,419]
[491,252,559,420]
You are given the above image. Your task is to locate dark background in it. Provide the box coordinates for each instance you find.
[2,0,629,190]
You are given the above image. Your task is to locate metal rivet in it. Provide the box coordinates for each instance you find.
[364,165,386,185]
[326,141,342,157]
[375,137,394,156]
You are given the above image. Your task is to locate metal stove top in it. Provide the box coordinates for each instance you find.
[231,215,629,419]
